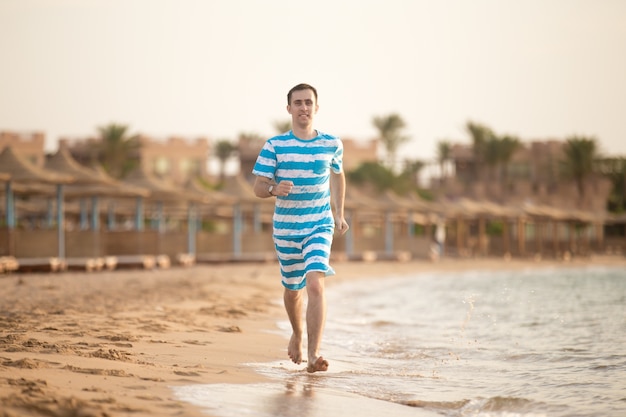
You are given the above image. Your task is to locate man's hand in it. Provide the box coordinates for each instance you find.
[335,216,349,235]
[254,177,293,199]
[273,180,293,197]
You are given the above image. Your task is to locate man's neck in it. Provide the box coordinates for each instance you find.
[292,126,317,140]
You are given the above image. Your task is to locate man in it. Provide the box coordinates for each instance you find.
[252,83,349,373]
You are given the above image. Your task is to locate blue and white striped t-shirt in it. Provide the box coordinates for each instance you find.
[252,130,343,237]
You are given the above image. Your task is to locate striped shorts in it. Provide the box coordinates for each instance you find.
[273,226,335,291]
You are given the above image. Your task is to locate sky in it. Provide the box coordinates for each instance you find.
[1,0,626,165]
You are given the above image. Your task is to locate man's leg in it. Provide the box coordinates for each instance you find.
[284,287,304,364]
[305,271,329,373]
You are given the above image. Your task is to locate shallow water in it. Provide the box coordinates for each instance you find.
[175,265,626,417]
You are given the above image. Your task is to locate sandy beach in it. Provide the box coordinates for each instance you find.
[1,256,625,417]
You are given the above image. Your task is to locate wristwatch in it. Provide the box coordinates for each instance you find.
[268,185,275,196]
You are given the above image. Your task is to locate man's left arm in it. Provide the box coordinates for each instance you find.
[330,170,349,235]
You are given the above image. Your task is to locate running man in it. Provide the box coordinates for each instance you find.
[252,83,349,373]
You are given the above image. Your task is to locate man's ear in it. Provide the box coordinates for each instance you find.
[286,104,291,114]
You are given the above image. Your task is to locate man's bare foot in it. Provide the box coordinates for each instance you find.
[287,334,302,364]
[306,356,329,373]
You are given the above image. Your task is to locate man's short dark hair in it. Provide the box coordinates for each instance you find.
[287,83,318,105]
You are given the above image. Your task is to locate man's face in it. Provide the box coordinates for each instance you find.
[287,89,318,127]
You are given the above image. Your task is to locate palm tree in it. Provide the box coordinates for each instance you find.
[436,140,452,181]
[214,139,237,183]
[402,159,425,189]
[466,121,495,181]
[610,158,626,213]
[598,157,626,213]
[348,161,395,192]
[561,136,598,204]
[372,113,410,170]
[497,135,521,186]
[97,123,140,179]
[483,137,501,182]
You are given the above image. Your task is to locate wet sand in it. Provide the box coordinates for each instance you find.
[1,256,624,416]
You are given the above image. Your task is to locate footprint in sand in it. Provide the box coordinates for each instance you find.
[3,357,52,369]
[88,348,133,362]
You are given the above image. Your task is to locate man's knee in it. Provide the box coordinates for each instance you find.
[305,272,325,297]
[284,287,302,301]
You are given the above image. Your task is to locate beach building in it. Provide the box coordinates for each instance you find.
[439,139,612,212]
[0,131,45,166]
[60,135,210,185]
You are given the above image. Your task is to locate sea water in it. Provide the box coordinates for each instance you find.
[175,265,626,417]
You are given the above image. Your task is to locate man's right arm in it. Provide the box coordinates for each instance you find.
[253,176,275,198]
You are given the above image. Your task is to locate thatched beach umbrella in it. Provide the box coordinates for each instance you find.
[0,146,74,258]
[376,190,425,255]
[124,167,203,225]
[122,167,206,256]
[180,178,238,256]
[219,174,274,256]
[434,198,524,257]
[341,186,389,258]
[183,178,237,212]
[45,147,150,230]
[521,203,605,258]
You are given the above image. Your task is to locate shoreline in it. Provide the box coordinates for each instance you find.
[1,256,625,417]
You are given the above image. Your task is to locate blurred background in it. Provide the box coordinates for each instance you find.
[1,0,625,270]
